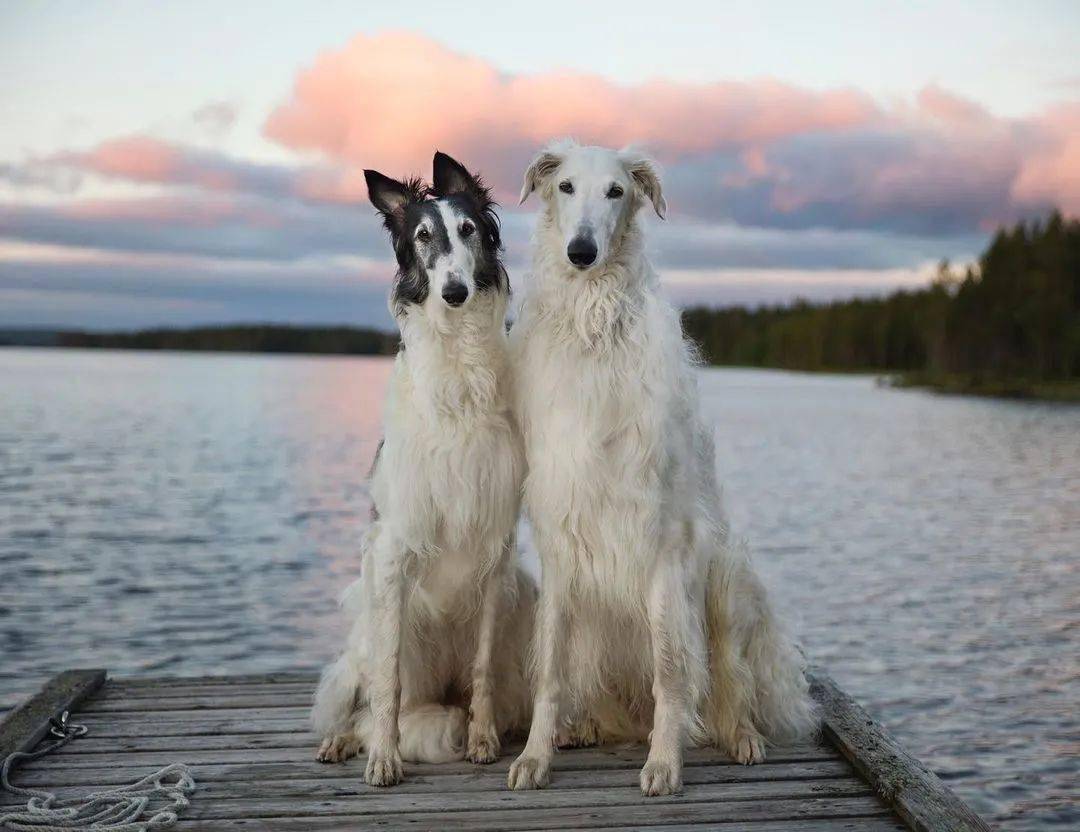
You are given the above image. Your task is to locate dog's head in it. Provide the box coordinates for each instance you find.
[365,152,505,317]
[519,140,665,273]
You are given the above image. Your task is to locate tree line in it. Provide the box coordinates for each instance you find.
[681,213,1080,389]
[57,324,398,356]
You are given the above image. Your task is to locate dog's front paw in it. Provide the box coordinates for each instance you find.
[734,730,766,765]
[364,749,403,787]
[639,759,682,796]
[467,720,500,764]
[507,753,550,790]
[316,734,361,763]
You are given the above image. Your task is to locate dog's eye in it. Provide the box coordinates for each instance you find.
[460,221,475,238]
[416,228,431,243]
[607,184,624,199]
[558,180,574,195]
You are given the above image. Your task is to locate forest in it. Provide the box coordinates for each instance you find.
[681,213,1080,397]
[56,324,397,356]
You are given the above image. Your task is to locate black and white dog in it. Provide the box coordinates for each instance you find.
[312,152,534,787]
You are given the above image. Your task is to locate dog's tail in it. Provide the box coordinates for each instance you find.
[704,540,818,747]
[312,685,467,764]
[311,651,364,739]
[312,574,370,738]
[397,705,468,763]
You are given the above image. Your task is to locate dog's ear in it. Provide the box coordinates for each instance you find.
[364,169,416,232]
[519,145,566,205]
[432,151,502,250]
[432,151,481,199]
[620,152,667,219]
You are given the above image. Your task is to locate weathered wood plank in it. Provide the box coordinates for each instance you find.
[116,673,319,688]
[23,741,839,771]
[24,746,328,767]
[2,776,869,810]
[74,716,315,737]
[168,796,892,830]
[177,780,875,819]
[583,823,908,832]
[103,683,316,700]
[0,760,854,800]
[0,669,106,758]
[74,704,312,719]
[81,694,311,713]
[168,816,907,829]
[58,731,318,753]
[809,671,990,832]
[171,820,905,832]
[51,712,840,761]
[10,752,842,786]
[61,723,833,761]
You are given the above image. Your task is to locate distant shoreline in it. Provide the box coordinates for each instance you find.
[4,325,1078,402]
[0,324,398,357]
[888,372,1080,402]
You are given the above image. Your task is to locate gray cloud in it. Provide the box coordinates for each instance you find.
[192,101,239,136]
[0,196,384,262]
[0,257,395,330]
[660,130,1050,237]
[648,219,983,271]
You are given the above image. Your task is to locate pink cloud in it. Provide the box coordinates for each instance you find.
[57,137,241,192]
[916,85,993,125]
[263,31,880,174]
[262,32,1078,225]
[44,136,366,206]
[6,32,1076,240]
[293,167,369,204]
[1011,103,1080,214]
[79,136,184,183]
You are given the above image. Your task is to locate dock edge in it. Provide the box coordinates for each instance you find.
[0,669,107,759]
[808,669,991,832]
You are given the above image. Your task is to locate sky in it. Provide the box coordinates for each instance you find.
[1,0,1079,330]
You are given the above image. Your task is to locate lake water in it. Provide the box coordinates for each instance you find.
[0,347,1077,828]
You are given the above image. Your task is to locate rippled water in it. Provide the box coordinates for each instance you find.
[1,348,1077,828]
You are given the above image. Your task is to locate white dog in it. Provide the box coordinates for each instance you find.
[312,152,534,786]
[507,141,816,796]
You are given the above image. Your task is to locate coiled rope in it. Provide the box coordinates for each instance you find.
[0,711,195,832]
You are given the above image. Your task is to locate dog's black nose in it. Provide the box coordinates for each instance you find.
[567,236,598,268]
[441,281,468,307]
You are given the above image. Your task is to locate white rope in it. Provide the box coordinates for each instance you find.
[0,712,195,832]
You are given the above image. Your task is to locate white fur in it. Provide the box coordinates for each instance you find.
[312,267,535,786]
[508,142,816,796]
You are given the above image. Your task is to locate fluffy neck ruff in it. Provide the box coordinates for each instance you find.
[397,290,511,424]
[527,212,654,352]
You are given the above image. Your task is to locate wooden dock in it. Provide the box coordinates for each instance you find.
[0,669,989,831]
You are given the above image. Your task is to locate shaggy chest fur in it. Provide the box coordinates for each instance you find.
[371,307,523,592]
[513,269,702,589]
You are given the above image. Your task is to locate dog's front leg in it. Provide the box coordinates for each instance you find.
[507,565,565,790]
[467,541,507,764]
[640,561,695,796]
[364,538,406,786]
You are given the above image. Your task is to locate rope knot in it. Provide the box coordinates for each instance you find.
[0,716,195,832]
